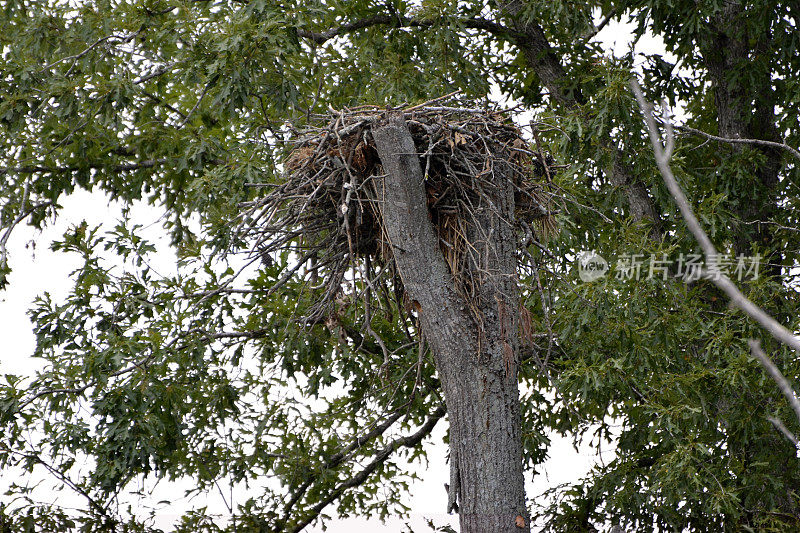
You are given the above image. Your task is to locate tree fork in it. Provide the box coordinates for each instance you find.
[372,115,530,533]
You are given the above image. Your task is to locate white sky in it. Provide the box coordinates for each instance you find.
[0,16,666,533]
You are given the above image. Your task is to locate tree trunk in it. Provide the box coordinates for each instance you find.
[702,1,782,264]
[372,115,530,533]
[499,1,663,239]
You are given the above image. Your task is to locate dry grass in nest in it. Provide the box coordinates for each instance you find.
[236,100,558,323]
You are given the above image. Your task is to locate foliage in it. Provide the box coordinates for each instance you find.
[1,0,800,531]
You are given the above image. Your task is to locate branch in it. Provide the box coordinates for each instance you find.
[675,123,800,163]
[17,384,92,411]
[296,14,520,46]
[631,79,800,428]
[134,63,175,84]
[39,30,141,76]
[500,4,663,234]
[16,326,269,410]
[582,8,617,43]
[0,443,110,519]
[297,14,396,44]
[140,89,187,120]
[749,340,800,428]
[499,2,581,106]
[297,9,569,108]
[176,76,216,128]
[768,415,800,449]
[631,80,800,355]
[0,181,53,267]
[0,159,166,177]
[278,406,408,525]
[287,405,446,532]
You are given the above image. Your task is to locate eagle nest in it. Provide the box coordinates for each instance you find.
[236,101,558,323]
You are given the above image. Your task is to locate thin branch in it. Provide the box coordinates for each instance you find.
[631,79,800,356]
[17,385,92,411]
[140,89,187,120]
[134,63,175,84]
[296,14,520,46]
[279,405,408,524]
[0,159,166,177]
[39,30,141,75]
[631,79,800,434]
[287,405,446,532]
[768,415,800,449]
[297,14,397,44]
[180,288,259,298]
[675,123,800,163]
[17,326,270,410]
[749,340,800,426]
[0,180,46,267]
[177,77,216,128]
[0,444,110,518]
[582,8,617,43]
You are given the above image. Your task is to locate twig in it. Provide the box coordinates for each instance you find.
[403,89,463,113]
[768,416,800,449]
[0,444,110,518]
[674,123,800,163]
[749,340,800,426]
[0,159,166,177]
[40,31,140,75]
[177,77,216,128]
[0,179,31,266]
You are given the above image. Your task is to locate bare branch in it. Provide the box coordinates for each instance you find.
[749,340,800,426]
[630,80,800,355]
[287,405,446,532]
[631,79,800,432]
[768,415,800,449]
[675,123,800,163]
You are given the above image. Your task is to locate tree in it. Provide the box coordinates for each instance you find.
[1,0,800,532]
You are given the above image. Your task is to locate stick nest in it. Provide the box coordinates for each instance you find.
[239,104,556,322]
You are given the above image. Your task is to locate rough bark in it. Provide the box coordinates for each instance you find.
[702,1,783,264]
[372,115,530,533]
